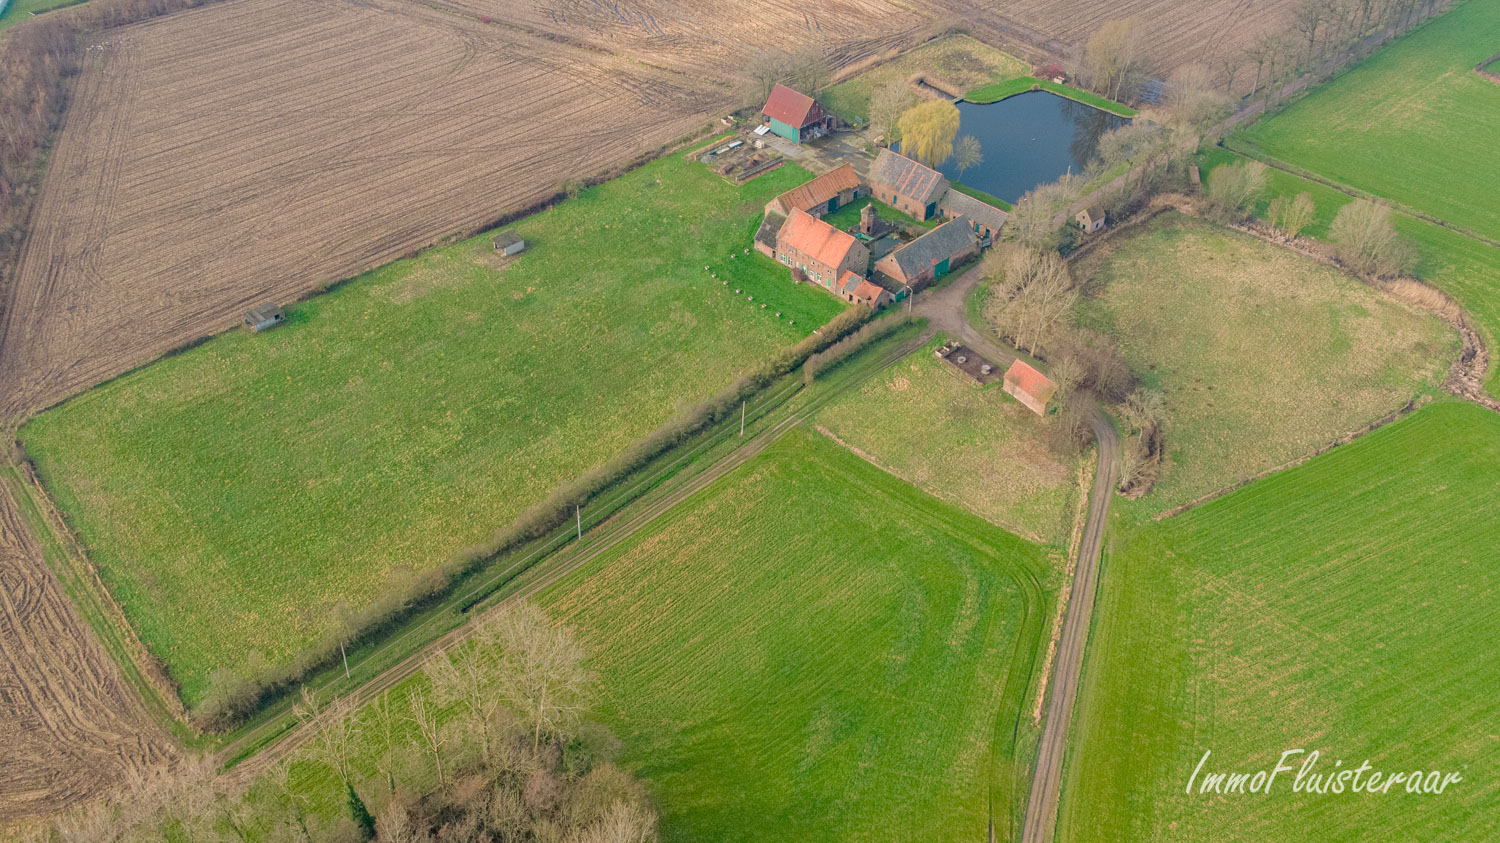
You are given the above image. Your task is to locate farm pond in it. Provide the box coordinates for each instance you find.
[928,91,1129,202]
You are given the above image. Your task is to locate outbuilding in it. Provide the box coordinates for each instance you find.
[1075,206,1106,234]
[493,231,526,256]
[1003,360,1058,416]
[243,303,285,333]
[761,83,833,144]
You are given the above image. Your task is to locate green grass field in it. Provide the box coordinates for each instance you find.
[20,153,844,706]
[1072,212,1452,513]
[814,339,1082,548]
[963,77,1138,118]
[0,0,85,31]
[540,429,1055,841]
[1060,401,1500,841]
[1236,0,1500,241]
[821,195,933,232]
[1201,147,1500,397]
[821,35,1029,123]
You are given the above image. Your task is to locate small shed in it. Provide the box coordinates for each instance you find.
[1075,206,1106,234]
[493,231,526,256]
[1003,360,1058,416]
[244,303,285,333]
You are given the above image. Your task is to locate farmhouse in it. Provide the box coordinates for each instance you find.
[493,231,526,255]
[1076,206,1106,234]
[776,209,870,290]
[938,190,1008,241]
[243,303,285,332]
[765,163,865,218]
[869,149,949,221]
[761,83,833,144]
[1003,359,1057,416]
[874,217,979,287]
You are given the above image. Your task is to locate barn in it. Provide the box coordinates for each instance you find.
[868,149,949,221]
[1003,360,1058,416]
[874,217,980,288]
[765,163,865,218]
[761,83,833,144]
[938,190,1008,242]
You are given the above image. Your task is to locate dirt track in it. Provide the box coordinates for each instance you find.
[0,481,173,826]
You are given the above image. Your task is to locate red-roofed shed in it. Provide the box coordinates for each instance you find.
[1003,360,1058,416]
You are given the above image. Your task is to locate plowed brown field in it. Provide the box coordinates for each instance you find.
[0,482,172,826]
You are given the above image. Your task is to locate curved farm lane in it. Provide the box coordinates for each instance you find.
[912,264,1118,843]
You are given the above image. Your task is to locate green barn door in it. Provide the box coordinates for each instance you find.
[935,258,951,277]
[828,197,838,214]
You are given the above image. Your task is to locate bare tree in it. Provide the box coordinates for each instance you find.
[426,617,514,771]
[1268,192,1316,240]
[954,135,983,179]
[869,81,917,142]
[1002,173,1083,252]
[490,602,594,754]
[294,686,361,791]
[1084,19,1143,101]
[564,800,659,843]
[1204,160,1267,222]
[1330,199,1416,277]
[983,246,1078,357]
[407,688,448,792]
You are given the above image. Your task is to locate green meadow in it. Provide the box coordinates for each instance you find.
[1072,212,1452,514]
[1060,401,1500,841]
[541,430,1056,841]
[1236,0,1500,241]
[1201,147,1500,397]
[20,153,844,706]
[815,339,1083,548]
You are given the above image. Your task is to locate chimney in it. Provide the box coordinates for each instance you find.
[860,202,878,236]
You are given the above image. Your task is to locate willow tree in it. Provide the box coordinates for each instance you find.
[897,100,961,169]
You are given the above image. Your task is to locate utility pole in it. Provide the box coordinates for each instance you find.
[340,641,350,679]
[576,505,582,540]
[740,400,746,436]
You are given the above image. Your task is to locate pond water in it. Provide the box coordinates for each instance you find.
[931,91,1129,203]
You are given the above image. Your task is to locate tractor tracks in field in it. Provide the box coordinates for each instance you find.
[217,324,935,784]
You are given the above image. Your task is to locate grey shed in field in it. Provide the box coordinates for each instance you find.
[493,231,526,256]
[243,303,285,332]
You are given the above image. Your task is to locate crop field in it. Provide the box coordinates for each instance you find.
[1236,0,1500,241]
[0,0,83,31]
[19,152,841,707]
[1060,401,1500,841]
[815,339,1082,548]
[0,473,173,825]
[1201,148,1500,398]
[539,430,1054,840]
[820,34,1029,121]
[1072,212,1453,514]
[0,0,722,419]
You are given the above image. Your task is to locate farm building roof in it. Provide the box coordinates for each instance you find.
[869,149,948,207]
[245,303,283,323]
[853,279,887,305]
[778,209,861,270]
[939,190,1008,232]
[493,231,523,248]
[839,270,864,295]
[755,212,786,251]
[762,83,827,129]
[1004,359,1057,405]
[885,217,978,279]
[1079,206,1103,220]
[771,164,861,215]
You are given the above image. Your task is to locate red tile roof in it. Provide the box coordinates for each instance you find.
[778,209,859,271]
[853,279,887,304]
[762,83,826,129]
[771,164,860,215]
[1003,360,1058,410]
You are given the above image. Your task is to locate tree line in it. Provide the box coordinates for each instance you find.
[24,603,659,843]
